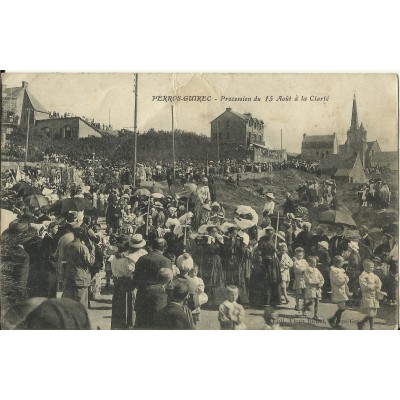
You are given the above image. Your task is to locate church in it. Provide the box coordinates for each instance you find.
[302,95,382,168]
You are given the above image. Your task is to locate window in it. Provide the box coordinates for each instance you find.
[226,120,230,128]
[64,125,72,138]
[41,127,51,138]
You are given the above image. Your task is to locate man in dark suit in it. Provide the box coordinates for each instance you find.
[135,268,173,329]
[359,225,374,251]
[329,226,348,256]
[156,281,194,330]
[133,238,172,328]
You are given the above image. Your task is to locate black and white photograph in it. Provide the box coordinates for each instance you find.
[1,72,398,330]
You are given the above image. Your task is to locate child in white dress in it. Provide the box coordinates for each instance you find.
[357,259,384,330]
[218,285,246,330]
[188,264,208,324]
[293,247,308,311]
[279,243,293,304]
[303,256,324,320]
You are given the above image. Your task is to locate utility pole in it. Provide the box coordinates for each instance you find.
[280,128,283,161]
[133,73,138,187]
[25,109,31,165]
[172,105,175,179]
[109,109,111,127]
[216,121,220,163]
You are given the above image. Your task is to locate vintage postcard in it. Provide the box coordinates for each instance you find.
[0,72,398,330]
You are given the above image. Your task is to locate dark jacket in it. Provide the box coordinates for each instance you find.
[134,250,172,287]
[136,284,168,329]
[156,302,194,330]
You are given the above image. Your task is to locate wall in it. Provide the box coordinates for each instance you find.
[35,117,81,139]
[211,112,247,152]
[78,119,102,138]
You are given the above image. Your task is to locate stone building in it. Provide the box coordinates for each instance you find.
[1,81,48,146]
[301,133,338,161]
[35,117,102,139]
[210,108,285,162]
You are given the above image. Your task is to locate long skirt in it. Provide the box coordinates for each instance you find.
[111,278,134,330]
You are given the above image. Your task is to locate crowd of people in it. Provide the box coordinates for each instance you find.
[0,154,398,330]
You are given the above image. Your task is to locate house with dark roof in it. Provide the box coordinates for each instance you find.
[35,117,102,139]
[1,81,49,146]
[210,108,285,162]
[301,133,338,161]
[334,153,368,183]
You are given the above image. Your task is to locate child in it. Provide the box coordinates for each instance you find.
[218,285,246,330]
[292,247,308,311]
[263,306,281,330]
[357,259,383,330]
[328,256,350,329]
[279,243,293,304]
[303,256,324,320]
[188,264,208,324]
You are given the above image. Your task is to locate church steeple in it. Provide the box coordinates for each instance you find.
[350,93,358,130]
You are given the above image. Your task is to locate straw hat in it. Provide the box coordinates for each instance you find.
[318,241,329,251]
[128,234,146,249]
[265,193,275,199]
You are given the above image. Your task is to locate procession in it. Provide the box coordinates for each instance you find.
[1,73,398,330]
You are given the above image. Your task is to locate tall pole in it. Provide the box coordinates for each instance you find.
[172,105,175,179]
[109,109,111,127]
[216,121,220,163]
[280,128,283,161]
[133,73,138,188]
[25,109,31,166]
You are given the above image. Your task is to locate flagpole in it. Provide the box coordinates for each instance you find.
[275,212,280,249]
[25,109,31,166]
[133,73,138,188]
[184,196,189,247]
[172,105,175,179]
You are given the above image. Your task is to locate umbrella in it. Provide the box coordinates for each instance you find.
[234,217,256,230]
[234,205,259,225]
[48,199,64,214]
[198,223,218,234]
[11,182,28,192]
[184,183,197,193]
[219,222,237,233]
[150,186,164,195]
[134,188,151,197]
[60,197,94,214]
[150,192,165,199]
[1,209,18,234]
[140,181,163,189]
[18,186,41,197]
[24,194,48,208]
[318,210,357,228]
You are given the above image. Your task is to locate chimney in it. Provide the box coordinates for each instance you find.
[303,133,306,138]
[226,107,232,112]
[22,81,28,88]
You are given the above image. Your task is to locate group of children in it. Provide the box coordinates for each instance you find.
[217,249,385,330]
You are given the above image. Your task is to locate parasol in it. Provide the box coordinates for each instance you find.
[150,192,165,199]
[234,205,259,225]
[150,186,164,195]
[219,222,237,233]
[134,188,151,197]
[318,210,357,228]
[18,185,41,197]
[140,181,163,189]
[1,208,18,234]
[184,183,197,193]
[234,217,256,230]
[24,194,48,208]
[60,197,94,214]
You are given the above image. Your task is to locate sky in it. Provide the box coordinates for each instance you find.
[2,73,398,153]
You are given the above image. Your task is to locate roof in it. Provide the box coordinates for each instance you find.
[2,87,23,98]
[302,134,336,143]
[335,167,353,176]
[211,109,264,124]
[26,90,48,113]
[370,151,398,162]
